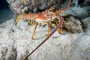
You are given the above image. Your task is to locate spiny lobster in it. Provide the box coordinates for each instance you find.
[16,0,72,60]
[16,0,71,39]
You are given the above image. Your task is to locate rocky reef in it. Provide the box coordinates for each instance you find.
[64,16,83,33]
[0,0,90,60]
[7,0,65,14]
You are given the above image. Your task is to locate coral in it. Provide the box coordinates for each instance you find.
[21,7,28,13]
[7,0,65,14]
[10,1,24,14]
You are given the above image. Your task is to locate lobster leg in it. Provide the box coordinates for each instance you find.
[27,20,30,24]
[26,23,36,31]
[63,20,73,46]
[52,23,62,34]
[32,23,38,39]
[46,22,49,36]
[24,18,63,60]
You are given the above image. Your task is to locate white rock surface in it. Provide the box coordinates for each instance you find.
[61,6,90,19]
[0,18,90,60]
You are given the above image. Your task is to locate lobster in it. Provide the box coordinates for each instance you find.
[16,6,55,39]
[16,0,72,59]
[16,0,71,39]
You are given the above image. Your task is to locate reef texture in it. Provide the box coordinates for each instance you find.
[7,0,65,14]
[64,16,83,33]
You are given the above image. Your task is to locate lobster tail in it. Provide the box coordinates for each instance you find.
[16,13,38,23]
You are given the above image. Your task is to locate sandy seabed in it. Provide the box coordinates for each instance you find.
[0,16,90,60]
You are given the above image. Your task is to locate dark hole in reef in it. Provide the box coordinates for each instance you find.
[0,0,9,9]
[78,0,85,4]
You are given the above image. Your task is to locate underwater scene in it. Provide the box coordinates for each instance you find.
[0,0,90,60]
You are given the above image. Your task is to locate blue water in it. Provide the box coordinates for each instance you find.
[0,8,14,24]
[0,0,14,24]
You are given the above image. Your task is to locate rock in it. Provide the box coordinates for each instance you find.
[10,1,24,14]
[84,0,90,6]
[61,6,90,19]
[81,17,90,35]
[0,16,90,60]
[64,16,83,33]
[6,0,65,14]
[6,0,15,4]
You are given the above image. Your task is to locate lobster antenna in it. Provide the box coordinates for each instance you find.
[63,20,73,46]
[24,20,63,60]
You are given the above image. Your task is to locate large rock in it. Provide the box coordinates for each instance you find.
[7,0,65,14]
[0,16,90,60]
